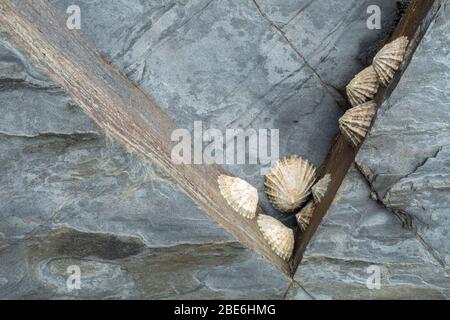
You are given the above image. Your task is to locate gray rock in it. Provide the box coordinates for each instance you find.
[290,1,450,299]
[52,0,397,158]
[0,133,232,245]
[1,0,402,299]
[49,0,395,218]
[0,41,99,137]
[285,282,314,300]
[357,1,450,270]
[0,228,288,299]
[256,0,398,89]
[292,166,450,299]
[382,147,450,268]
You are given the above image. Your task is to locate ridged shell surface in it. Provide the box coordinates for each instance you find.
[264,156,317,213]
[373,36,409,86]
[218,175,258,219]
[312,174,331,203]
[339,102,377,147]
[257,214,294,261]
[296,201,316,232]
[346,66,379,107]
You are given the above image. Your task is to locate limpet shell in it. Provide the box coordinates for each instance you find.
[264,156,317,213]
[218,175,258,219]
[346,66,379,107]
[295,201,316,232]
[257,214,294,261]
[339,102,377,147]
[312,174,331,203]
[373,36,409,86]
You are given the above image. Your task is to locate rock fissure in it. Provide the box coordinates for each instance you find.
[0,0,447,298]
[251,0,345,111]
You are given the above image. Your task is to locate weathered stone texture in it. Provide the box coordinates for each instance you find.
[358,0,450,271]
[1,0,401,298]
[291,166,450,299]
[291,1,450,299]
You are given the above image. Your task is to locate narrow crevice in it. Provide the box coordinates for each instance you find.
[0,131,100,140]
[354,162,448,271]
[251,0,347,112]
[303,255,413,268]
[1,0,443,283]
[415,232,448,270]
[280,0,317,29]
[0,77,61,91]
[355,146,443,229]
[2,226,242,258]
[291,280,316,300]
[281,280,294,299]
[382,147,443,199]
[354,161,415,229]
[289,0,442,278]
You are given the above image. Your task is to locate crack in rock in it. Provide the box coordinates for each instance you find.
[354,160,448,271]
[251,0,346,111]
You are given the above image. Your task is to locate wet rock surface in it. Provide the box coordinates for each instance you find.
[0,228,287,299]
[0,0,425,299]
[357,1,450,271]
[291,166,450,299]
[291,1,450,299]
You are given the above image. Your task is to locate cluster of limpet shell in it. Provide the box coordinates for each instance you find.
[217,156,332,261]
[217,37,409,262]
[343,36,409,147]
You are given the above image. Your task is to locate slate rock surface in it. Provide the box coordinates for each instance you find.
[291,1,450,299]
[357,0,450,270]
[0,0,405,299]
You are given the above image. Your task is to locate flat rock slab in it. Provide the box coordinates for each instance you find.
[291,2,450,299]
[358,1,450,271]
[0,228,287,299]
[256,0,398,89]
[291,166,450,299]
[49,0,395,217]
[1,0,397,298]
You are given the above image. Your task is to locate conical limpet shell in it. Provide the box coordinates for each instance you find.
[339,102,377,147]
[257,214,294,261]
[296,201,315,232]
[346,66,379,107]
[373,36,409,86]
[312,174,331,203]
[264,156,317,213]
[218,175,258,219]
